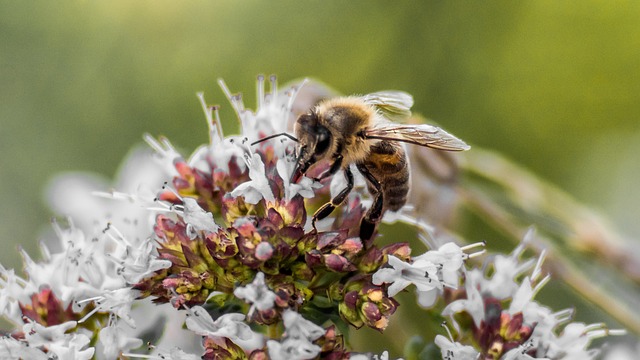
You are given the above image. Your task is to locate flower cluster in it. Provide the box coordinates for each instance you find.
[0,76,626,360]
[132,78,420,334]
[0,218,147,359]
[434,229,625,360]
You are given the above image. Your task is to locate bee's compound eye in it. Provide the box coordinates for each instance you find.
[314,126,331,155]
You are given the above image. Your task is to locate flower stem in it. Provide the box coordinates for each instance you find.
[268,323,281,339]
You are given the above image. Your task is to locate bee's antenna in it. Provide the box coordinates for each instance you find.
[251,132,298,146]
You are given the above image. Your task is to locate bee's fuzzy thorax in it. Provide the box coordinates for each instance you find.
[313,97,376,165]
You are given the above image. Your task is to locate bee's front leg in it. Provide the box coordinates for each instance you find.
[313,154,343,182]
[356,163,383,241]
[311,166,353,231]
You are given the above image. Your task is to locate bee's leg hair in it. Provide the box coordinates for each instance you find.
[356,163,383,241]
[311,166,353,230]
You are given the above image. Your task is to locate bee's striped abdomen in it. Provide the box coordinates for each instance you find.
[362,141,410,212]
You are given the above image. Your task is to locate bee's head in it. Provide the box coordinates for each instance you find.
[291,111,332,183]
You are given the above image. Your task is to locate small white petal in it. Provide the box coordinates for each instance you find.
[282,310,325,341]
[185,306,264,351]
[234,272,277,312]
[387,278,412,297]
[0,336,48,360]
[442,274,484,327]
[417,288,439,308]
[79,288,139,327]
[182,197,219,233]
[373,256,440,297]
[267,338,322,360]
[98,323,143,360]
[434,335,479,360]
[502,347,549,360]
[230,153,274,204]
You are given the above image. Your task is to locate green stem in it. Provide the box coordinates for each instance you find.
[268,323,281,339]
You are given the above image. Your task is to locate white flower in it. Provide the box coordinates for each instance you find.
[434,334,480,360]
[98,322,144,360]
[413,241,482,307]
[142,134,183,176]
[350,351,402,360]
[78,288,139,328]
[160,348,202,360]
[161,348,202,360]
[110,236,172,285]
[185,306,264,351]
[7,166,177,357]
[266,310,326,360]
[191,138,246,175]
[124,347,201,360]
[276,156,322,200]
[414,242,464,278]
[502,345,548,360]
[479,229,536,300]
[0,336,49,360]
[192,92,245,174]
[416,287,440,308]
[10,220,130,325]
[22,320,77,348]
[543,322,624,360]
[47,146,170,241]
[440,232,625,359]
[441,272,484,327]
[0,265,37,325]
[219,76,305,144]
[372,255,439,297]
[234,272,277,315]
[267,337,322,360]
[231,152,275,204]
[47,334,95,360]
[181,197,219,235]
[214,76,320,204]
[282,309,325,341]
[373,242,480,306]
[508,270,551,325]
[22,319,95,360]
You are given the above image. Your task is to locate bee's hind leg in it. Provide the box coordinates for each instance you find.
[356,163,383,241]
[311,167,353,230]
[360,194,383,241]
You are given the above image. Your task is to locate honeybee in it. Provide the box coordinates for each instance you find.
[256,91,470,240]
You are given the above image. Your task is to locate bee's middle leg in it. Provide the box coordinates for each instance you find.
[311,167,354,230]
[356,163,383,241]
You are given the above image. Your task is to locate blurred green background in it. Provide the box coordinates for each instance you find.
[1,0,639,354]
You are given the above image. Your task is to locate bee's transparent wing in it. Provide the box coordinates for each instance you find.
[362,91,414,121]
[364,124,470,151]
